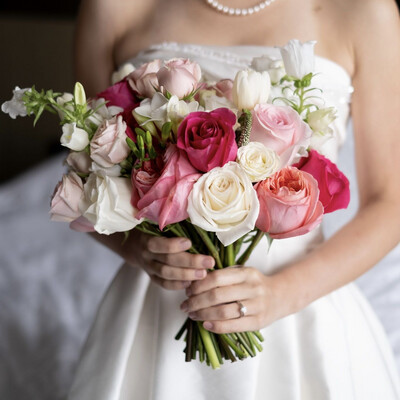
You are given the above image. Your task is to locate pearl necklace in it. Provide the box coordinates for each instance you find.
[204,0,277,16]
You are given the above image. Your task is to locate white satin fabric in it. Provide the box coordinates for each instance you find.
[68,44,400,400]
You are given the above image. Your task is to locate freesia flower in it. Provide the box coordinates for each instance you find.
[60,123,90,151]
[1,86,30,119]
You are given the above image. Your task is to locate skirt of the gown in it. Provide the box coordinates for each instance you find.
[68,229,400,400]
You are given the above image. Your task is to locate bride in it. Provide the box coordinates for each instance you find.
[70,0,400,398]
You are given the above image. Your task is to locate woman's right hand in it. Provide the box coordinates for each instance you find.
[123,231,215,290]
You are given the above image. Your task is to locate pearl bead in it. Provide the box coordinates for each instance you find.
[204,0,277,16]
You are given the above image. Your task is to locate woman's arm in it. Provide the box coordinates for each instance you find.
[183,0,400,333]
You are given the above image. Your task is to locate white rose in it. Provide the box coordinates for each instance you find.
[236,142,280,182]
[1,86,30,119]
[87,98,123,126]
[65,151,91,174]
[60,123,89,151]
[89,161,121,177]
[111,63,135,84]
[307,107,336,134]
[279,39,317,80]
[232,69,271,111]
[198,89,236,112]
[251,56,286,84]
[187,162,260,246]
[79,173,142,235]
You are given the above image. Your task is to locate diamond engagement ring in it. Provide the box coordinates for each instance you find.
[237,301,247,318]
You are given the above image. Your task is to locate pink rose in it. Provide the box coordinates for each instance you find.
[96,80,139,111]
[177,108,238,172]
[157,58,201,99]
[255,166,323,239]
[294,150,350,213]
[50,172,84,222]
[131,158,163,205]
[133,145,201,230]
[65,151,91,174]
[251,104,312,166]
[215,79,233,102]
[70,216,95,233]
[128,59,161,98]
[90,115,130,168]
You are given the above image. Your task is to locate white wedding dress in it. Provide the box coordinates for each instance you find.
[68,43,400,400]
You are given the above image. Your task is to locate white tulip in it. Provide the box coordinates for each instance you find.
[187,162,260,246]
[60,123,89,151]
[79,173,142,235]
[279,39,317,79]
[1,86,30,119]
[232,69,271,110]
[236,142,280,182]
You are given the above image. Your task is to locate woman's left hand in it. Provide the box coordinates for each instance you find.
[180,266,289,334]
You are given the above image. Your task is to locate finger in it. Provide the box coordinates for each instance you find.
[146,236,192,254]
[187,267,247,296]
[188,298,258,321]
[202,316,262,334]
[150,275,191,291]
[149,260,208,281]
[151,252,215,269]
[181,283,254,313]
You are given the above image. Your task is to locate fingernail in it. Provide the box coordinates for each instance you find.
[185,287,192,297]
[203,257,215,268]
[180,239,191,249]
[195,270,206,278]
[188,312,197,320]
[180,302,188,312]
[182,281,191,289]
[203,322,213,330]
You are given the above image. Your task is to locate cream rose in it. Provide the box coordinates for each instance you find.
[79,173,142,235]
[90,115,130,168]
[187,161,259,246]
[60,123,90,151]
[111,62,135,84]
[236,142,280,182]
[232,69,271,110]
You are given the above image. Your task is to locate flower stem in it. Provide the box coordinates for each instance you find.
[197,322,221,369]
[236,230,264,265]
[168,224,200,254]
[225,244,235,267]
[193,226,223,269]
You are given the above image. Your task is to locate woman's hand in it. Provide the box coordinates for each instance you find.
[126,232,215,290]
[180,266,290,334]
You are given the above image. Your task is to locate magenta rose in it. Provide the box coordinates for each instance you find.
[251,104,312,166]
[255,166,323,239]
[132,145,201,230]
[96,80,139,111]
[294,150,350,213]
[177,108,238,172]
[128,59,161,98]
[157,58,201,99]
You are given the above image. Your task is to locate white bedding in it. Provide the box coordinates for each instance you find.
[1,129,399,399]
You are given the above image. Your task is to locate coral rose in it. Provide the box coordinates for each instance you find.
[256,166,323,239]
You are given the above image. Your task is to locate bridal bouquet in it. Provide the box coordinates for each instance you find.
[2,39,350,369]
